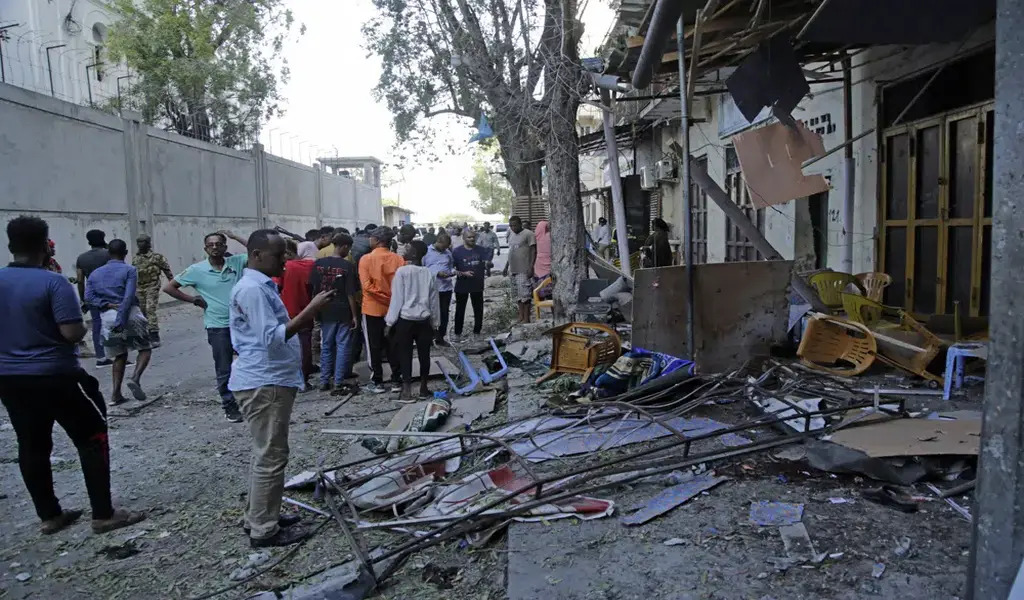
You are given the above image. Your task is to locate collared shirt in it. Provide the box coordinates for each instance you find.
[358,248,406,317]
[593,224,611,245]
[0,264,82,376]
[132,251,172,288]
[85,259,139,328]
[75,247,110,278]
[423,245,455,293]
[174,254,247,329]
[228,268,302,391]
[385,265,440,328]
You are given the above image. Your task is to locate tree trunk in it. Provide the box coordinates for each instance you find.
[495,124,543,198]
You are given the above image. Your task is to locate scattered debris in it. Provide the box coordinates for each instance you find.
[663,537,686,546]
[15,572,31,582]
[97,541,141,561]
[422,563,460,589]
[893,537,913,557]
[749,501,805,526]
[872,562,887,578]
[862,485,922,513]
[779,522,817,563]
[621,472,728,526]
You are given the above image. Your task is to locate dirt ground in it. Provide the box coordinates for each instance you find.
[0,295,974,600]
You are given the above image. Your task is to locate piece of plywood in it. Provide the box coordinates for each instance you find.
[828,418,981,458]
[633,262,793,372]
[732,121,829,209]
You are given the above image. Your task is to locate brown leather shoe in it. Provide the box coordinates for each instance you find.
[41,509,83,535]
[92,509,146,534]
[250,526,310,548]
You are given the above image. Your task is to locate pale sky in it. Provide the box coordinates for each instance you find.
[263,0,615,223]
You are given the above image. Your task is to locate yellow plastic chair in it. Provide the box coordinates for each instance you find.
[797,313,877,376]
[808,272,859,312]
[841,292,884,328]
[537,323,622,383]
[855,272,892,303]
[533,277,554,319]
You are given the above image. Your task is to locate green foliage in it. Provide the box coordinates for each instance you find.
[105,0,302,148]
[468,144,514,217]
[381,197,401,207]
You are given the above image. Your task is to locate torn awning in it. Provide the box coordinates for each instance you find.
[732,121,829,209]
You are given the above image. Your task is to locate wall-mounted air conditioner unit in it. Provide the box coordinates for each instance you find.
[640,165,657,189]
[656,158,677,181]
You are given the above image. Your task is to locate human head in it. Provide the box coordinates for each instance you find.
[599,217,607,226]
[483,222,491,232]
[136,234,152,254]
[284,239,298,261]
[653,217,670,232]
[304,229,321,242]
[246,229,287,277]
[398,223,416,244]
[339,227,350,234]
[463,229,477,248]
[368,226,392,250]
[434,231,451,252]
[364,223,378,232]
[407,240,428,265]
[108,239,129,259]
[296,241,318,260]
[316,225,335,249]
[203,232,227,259]
[332,233,353,258]
[86,229,106,248]
[509,216,523,233]
[7,215,50,265]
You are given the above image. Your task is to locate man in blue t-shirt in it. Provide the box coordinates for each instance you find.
[0,216,145,537]
[451,229,489,342]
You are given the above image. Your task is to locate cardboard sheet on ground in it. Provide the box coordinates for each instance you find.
[508,416,749,463]
[385,389,497,433]
[621,472,727,526]
[415,465,614,523]
[732,121,829,209]
[827,418,981,457]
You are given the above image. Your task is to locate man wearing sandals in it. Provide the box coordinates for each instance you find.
[0,216,144,535]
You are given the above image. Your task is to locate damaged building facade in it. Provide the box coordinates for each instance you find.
[589,2,996,319]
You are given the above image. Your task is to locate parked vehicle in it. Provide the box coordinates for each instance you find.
[495,223,509,247]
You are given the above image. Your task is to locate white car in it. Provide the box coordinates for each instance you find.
[495,223,509,247]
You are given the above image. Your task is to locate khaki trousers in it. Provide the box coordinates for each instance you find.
[235,385,297,540]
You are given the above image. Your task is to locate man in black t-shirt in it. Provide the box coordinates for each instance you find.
[309,234,359,391]
[75,229,111,366]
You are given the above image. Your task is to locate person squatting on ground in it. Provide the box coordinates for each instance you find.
[385,240,440,402]
[132,234,173,347]
[0,216,145,536]
[310,233,360,392]
[228,229,335,548]
[85,239,154,405]
[423,232,456,347]
[162,231,248,422]
[503,216,537,324]
[358,227,406,394]
[452,229,489,342]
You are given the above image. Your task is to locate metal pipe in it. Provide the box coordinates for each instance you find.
[45,43,66,97]
[841,55,854,273]
[795,0,833,40]
[600,89,633,277]
[116,74,132,110]
[85,61,103,107]
[677,16,695,359]
[0,24,20,84]
[632,0,687,89]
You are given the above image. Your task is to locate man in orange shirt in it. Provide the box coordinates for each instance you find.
[358,227,405,394]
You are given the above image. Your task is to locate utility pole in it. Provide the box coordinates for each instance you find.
[968,0,1024,597]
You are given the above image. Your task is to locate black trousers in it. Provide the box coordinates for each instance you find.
[364,315,398,384]
[393,318,434,384]
[0,370,114,521]
[436,291,452,341]
[454,291,484,335]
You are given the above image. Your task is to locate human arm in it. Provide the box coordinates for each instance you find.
[76,268,86,310]
[158,255,174,280]
[429,278,440,330]
[218,229,248,246]
[52,278,87,343]
[359,259,393,307]
[114,267,138,327]
[384,270,405,327]
[162,267,207,308]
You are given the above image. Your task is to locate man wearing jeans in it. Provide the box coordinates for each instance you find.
[229,229,333,547]
[162,232,248,422]
[75,229,111,366]
[310,233,359,392]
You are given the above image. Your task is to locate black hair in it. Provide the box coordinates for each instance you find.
[598,216,607,223]
[246,229,281,252]
[319,225,335,235]
[409,240,428,262]
[400,223,416,234]
[7,215,49,256]
[86,229,106,247]
[509,216,522,224]
[305,229,320,241]
[204,232,227,245]
[652,217,670,232]
[339,227,350,234]
[364,223,378,231]
[108,239,129,258]
[332,233,354,248]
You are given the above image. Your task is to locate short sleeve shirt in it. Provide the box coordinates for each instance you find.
[0,264,82,375]
[452,245,489,293]
[507,229,537,274]
[174,254,248,329]
[132,252,171,288]
[75,247,110,278]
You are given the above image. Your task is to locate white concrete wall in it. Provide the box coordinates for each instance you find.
[0,81,382,276]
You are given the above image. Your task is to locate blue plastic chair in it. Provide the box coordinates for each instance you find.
[436,351,481,396]
[943,342,987,400]
[476,338,508,384]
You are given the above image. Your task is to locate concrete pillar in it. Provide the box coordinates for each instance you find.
[252,143,268,229]
[314,163,324,227]
[968,0,1024,597]
[122,115,152,243]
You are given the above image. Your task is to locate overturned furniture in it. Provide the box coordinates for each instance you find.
[537,323,622,383]
[797,313,877,376]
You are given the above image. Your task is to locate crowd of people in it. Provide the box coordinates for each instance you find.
[0,213,554,549]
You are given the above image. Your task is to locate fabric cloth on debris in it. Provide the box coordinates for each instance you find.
[583,348,695,399]
[235,384,297,539]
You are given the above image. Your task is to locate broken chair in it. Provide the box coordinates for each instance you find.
[537,322,622,384]
[808,272,860,312]
[533,277,554,320]
[855,272,893,303]
[797,313,877,376]
[872,311,945,386]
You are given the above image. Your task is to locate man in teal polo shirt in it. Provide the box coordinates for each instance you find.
[162,231,249,422]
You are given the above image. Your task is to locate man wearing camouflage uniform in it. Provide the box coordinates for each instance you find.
[132,234,173,347]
